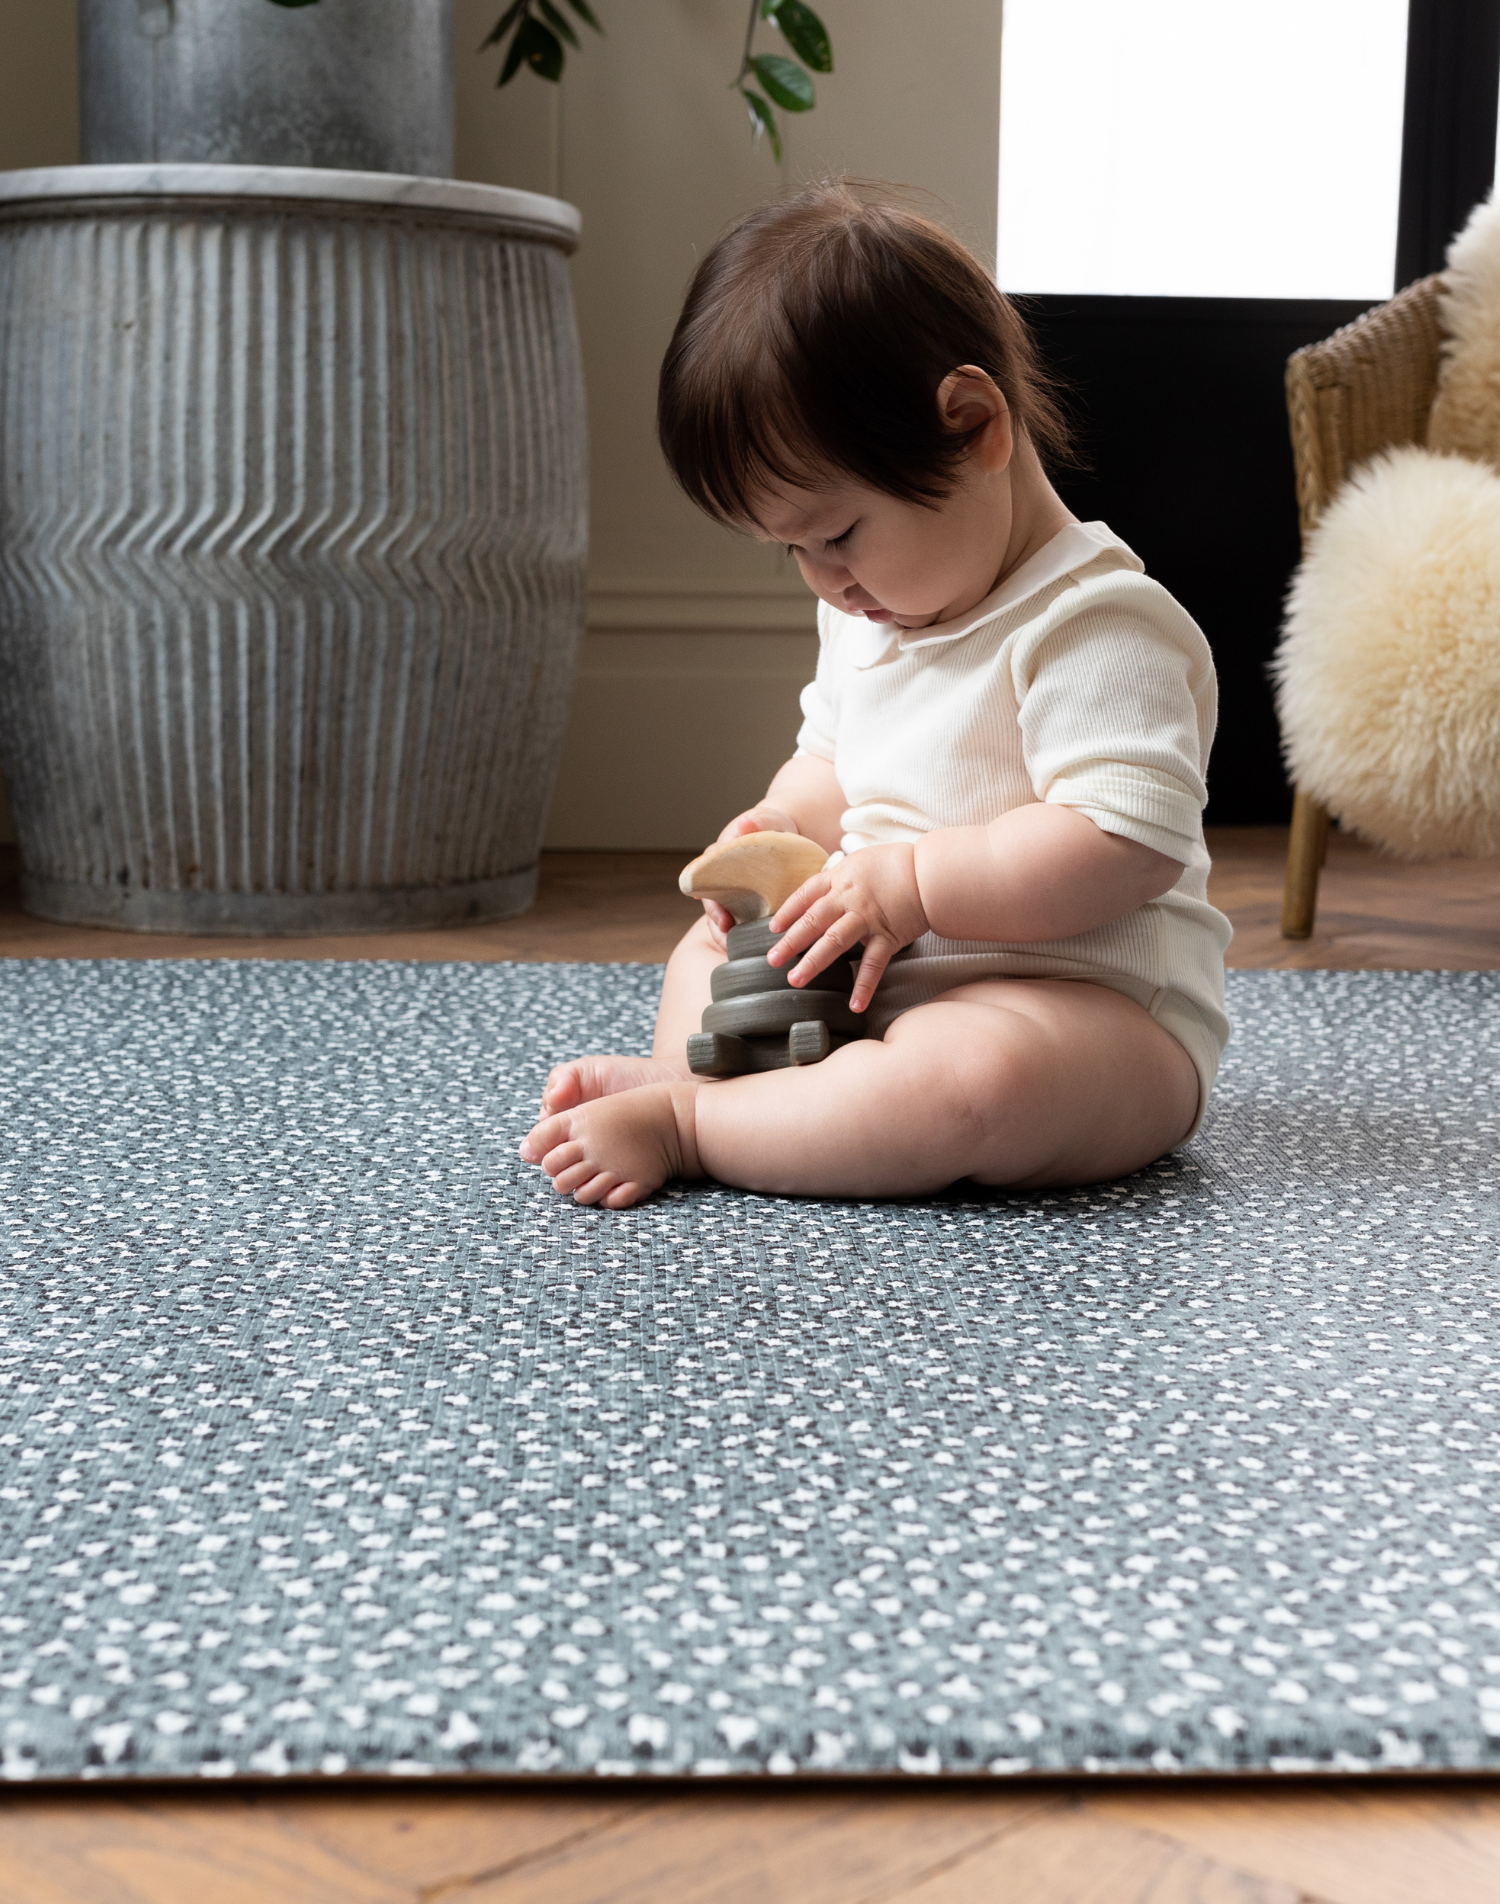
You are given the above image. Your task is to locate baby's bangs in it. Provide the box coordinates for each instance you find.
[660,333,834,528]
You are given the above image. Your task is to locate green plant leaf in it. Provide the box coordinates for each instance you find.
[562,0,604,33]
[749,53,814,112]
[497,16,532,82]
[499,13,562,83]
[536,0,579,50]
[741,87,782,162]
[766,0,832,73]
[481,0,528,52]
[518,16,565,79]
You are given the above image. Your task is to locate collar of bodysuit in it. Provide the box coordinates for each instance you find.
[838,520,1143,669]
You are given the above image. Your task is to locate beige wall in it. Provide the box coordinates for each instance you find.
[0,0,1001,851]
[0,0,80,173]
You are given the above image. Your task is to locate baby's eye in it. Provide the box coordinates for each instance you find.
[826,524,857,551]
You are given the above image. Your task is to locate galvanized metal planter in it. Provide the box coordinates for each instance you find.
[0,165,586,934]
[80,0,455,179]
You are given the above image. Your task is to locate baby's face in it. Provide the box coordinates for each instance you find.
[748,457,1013,633]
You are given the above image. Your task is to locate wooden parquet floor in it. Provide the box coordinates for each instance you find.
[4,1781,1500,1903]
[0,824,1496,1903]
[0,827,1496,972]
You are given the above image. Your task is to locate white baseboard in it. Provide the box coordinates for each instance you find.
[586,577,816,635]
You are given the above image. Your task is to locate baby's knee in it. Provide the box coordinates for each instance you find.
[889,1004,1052,1139]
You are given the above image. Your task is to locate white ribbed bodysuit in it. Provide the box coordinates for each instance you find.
[793,521,1233,1132]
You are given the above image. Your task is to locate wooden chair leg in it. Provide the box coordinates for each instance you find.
[1281,787,1329,939]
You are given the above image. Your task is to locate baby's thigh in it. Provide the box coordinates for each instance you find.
[882,976,1200,1187]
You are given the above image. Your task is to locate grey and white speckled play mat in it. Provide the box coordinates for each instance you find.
[0,959,1497,1784]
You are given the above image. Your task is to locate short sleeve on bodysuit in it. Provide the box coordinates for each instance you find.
[1011,587,1216,868]
[794,602,838,762]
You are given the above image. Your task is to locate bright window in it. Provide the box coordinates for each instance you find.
[998,0,1410,299]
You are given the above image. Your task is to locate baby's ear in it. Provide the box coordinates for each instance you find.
[937,367,1011,464]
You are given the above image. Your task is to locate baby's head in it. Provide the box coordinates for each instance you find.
[658,180,1072,631]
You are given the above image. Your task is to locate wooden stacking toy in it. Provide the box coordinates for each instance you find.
[678,832,863,1077]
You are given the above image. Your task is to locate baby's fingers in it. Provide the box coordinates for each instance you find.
[767,877,834,956]
[788,912,866,988]
[848,937,896,1013]
[702,897,734,940]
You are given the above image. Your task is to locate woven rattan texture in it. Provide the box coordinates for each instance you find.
[1285,273,1445,547]
[0,960,1496,1782]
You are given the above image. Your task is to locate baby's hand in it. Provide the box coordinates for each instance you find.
[699,805,800,938]
[767,843,928,1014]
[717,805,798,844]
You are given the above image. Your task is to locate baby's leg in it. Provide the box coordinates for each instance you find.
[695,976,1198,1193]
[522,976,1199,1205]
[540,913,723,1113]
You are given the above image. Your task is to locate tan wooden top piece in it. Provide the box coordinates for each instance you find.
[678,831,828,923]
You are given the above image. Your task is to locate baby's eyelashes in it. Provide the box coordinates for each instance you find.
[782,524,857,555]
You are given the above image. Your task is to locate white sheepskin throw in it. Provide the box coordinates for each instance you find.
[1428,190,1500,466]
[1274,445,1500,857]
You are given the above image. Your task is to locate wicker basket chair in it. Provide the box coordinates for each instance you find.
[1279,272,1447,936]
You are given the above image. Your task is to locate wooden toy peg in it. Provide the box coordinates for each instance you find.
[677,831,829,924]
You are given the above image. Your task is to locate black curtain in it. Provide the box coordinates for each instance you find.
[1396,0,1500,284]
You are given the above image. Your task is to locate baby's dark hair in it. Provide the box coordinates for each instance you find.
[658,179,1072,526]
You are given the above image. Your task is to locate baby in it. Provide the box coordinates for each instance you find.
[522,181,1231,1208]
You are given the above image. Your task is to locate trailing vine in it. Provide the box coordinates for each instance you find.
[265,0,835,157]
[732,0,833,163]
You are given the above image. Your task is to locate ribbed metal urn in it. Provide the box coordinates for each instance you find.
[0,165,586,933]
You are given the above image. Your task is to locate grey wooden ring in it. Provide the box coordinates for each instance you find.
[701,992,862,1038]
[710,954,855,1002]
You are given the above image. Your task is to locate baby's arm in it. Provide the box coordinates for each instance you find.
[916,803,1180,940]
[769,806,1182,1014]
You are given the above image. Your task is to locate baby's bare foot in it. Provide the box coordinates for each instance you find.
[519,1081,703,1209]
[541,1053,686,1116]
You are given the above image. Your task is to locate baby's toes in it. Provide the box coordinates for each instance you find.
[569,1171,622,1207]
[540,1063,583,1115]
[519,1112,569,1164]
[549,1153,602,1195]
[601,1180,645,1211]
